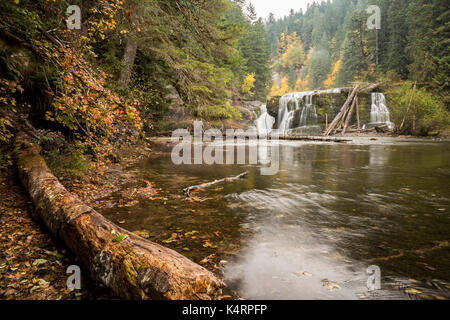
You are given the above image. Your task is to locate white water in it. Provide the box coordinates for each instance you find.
[277,89,395,134]
[299,94,318,127]
[277,89,344,135]
[368,93,395,130]
[255,104,275,135]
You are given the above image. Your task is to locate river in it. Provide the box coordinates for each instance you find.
[99,137,450,300]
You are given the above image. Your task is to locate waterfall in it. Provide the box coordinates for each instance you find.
[277,91,320,135]
[275,89,394,136]
[369,93,395,130]
[255,104,275,135]
[299,94,317,127]
[277,94,293,135]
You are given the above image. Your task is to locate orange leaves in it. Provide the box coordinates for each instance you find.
[0,78,22,144]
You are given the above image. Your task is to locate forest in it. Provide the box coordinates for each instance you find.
[0,0,449,163]
[266,0,448,135]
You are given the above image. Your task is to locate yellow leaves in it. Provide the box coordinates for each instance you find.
[281,78,290,94]
[277,31,304,58]
[202,240,218,249]
[241,73,256,95]
[405,288,423,295]
[272,77,291,96]
[294,77,308,92]
[322,280,341,291]
[281,42,306,69]
[323,59,341,88]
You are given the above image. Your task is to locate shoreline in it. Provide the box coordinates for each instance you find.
[2,132,448,300]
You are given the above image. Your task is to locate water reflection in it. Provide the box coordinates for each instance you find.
[225,190,369,300]
[99,138,450,300]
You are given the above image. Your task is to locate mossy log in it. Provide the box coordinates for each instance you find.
[14,131,225,300]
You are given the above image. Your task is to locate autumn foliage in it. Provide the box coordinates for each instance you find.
[0,0,142,168]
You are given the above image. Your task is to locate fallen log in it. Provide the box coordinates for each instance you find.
[342,95,358,135]
[183,172,248,197]
[356,96,361,130]
[184,133,349,143]
[14,131,224,300]
[277,135,350,143]
[375,125,389,133]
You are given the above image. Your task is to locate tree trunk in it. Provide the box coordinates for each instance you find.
[119,38,138,86]
[14,131,224,300]
[356,96,360,129]
[342,95,357,135]
[183,172,248,197]
[324,85,360,136]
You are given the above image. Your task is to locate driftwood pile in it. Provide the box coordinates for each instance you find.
[324,83,379,136]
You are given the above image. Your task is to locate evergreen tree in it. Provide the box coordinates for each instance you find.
[308,33,332,88]
[384,0,410,78]
[408,0,450,96]
[240,18,272,100]
[336,9,370,86]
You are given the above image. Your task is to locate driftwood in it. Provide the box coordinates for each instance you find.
[176,133,349,143]
[342,95,358,135]
[324,83,381,136]
[14,131,224,300]
[277,136,350,143]
[324,85,360,136]
[375,124,389,133]
[324,86,359,136]
[183,172,248,197]
[356,96,361,130]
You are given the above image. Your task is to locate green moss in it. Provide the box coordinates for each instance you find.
[0,149,13,170]
[266,96,281,118]
[44,150,88,180]
[121,258,139,287]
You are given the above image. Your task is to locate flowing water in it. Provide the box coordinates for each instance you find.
[99,138,450,300]
[277,88,344,136]
[367,93,395,131]
[255,104,275,135]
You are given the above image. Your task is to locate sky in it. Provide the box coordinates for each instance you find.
[251,0,312,20]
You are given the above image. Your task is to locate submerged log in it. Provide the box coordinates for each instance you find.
[183,172,248,197]
[14,131,224,300]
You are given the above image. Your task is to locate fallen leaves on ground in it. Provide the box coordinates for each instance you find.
[0,170,97,300]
